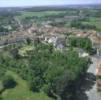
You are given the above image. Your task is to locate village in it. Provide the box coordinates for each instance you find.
[0,6,101,100]
[0,16,101,92]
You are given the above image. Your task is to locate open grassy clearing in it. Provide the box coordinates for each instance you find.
[1,71,51,100]
[18,45,34,56]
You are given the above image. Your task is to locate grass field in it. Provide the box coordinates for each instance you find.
[17,11,66,20]
[1,71,51,100]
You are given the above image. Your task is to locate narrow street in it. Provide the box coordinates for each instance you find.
[85,56,97,100]
[76,55,101,100]
[88,56,101,100]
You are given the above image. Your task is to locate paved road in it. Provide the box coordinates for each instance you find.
[84,56,101,100]
[85,56,97,100]
[76,56,101,100]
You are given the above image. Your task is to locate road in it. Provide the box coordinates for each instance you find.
[76,55,101,100]
[85,56,97,100]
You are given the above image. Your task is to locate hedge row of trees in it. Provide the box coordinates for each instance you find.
[70,20,96,30]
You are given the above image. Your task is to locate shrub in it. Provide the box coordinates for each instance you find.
[2,75,16,89]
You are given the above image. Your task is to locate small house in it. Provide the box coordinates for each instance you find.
[78,49,89,58]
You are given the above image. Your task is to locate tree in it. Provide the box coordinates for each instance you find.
[26,38,32,45]
[10,48,20,59]
[24,43,90,99]
[70,20,96,30]
[69,37,92,53]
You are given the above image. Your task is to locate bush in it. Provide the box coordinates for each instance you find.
[2,75,16,89]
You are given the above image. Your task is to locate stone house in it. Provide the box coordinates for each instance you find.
[44,35,65,50]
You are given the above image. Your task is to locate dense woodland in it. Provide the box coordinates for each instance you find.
[0,42,91,100]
